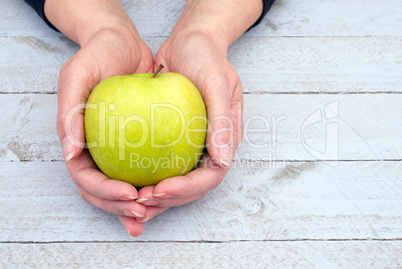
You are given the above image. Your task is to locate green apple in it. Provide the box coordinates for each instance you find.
[84,65,207,187]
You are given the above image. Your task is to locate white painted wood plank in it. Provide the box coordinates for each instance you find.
[3,0,402,37]
[0,95,62,161]
[1,241,401,268]
[232,37,402,93]
[0,94,400,162]
[250,0,402,37]
[0,161,401,242]
[0,36,164,94]
[0,0,62,37]
[0,36,77,93]
[1,0,400,261]
[238,94,402,161]
[1,36,401,94]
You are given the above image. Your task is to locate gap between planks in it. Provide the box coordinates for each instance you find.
[2,238,402,245]
[10,159,402,163]
[2,91,402,95]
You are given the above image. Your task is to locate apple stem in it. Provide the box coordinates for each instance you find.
[152,64,164,78]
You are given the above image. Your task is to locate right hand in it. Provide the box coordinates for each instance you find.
[56,26,154,237]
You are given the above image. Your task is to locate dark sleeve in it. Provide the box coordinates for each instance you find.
[24,0,58,31]
[249,0,276,30]
[25,0,273,32]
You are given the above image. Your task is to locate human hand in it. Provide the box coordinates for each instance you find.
[55,21,154,236]
[49,0,260,234]
[134,30,244,222]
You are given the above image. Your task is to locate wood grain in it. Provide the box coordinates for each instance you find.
[1,0,401,266]
[1,241,401,268]
[0,94,400,162]
[250,0,402,37]
[1,36,401,94]
[231,37,402,93]
[0,0,61,37]
[3,0,402,37]
[0,161,401,242]
[0,36,165,94]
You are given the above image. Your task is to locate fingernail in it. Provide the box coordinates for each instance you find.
[127,229,138,238]
[131,210,144,218]
[137,216,151,223]
[65,152,75,162]
[136,198,149,204]
[153,193,166,197]
[63,135,76,162]
[124,196,138,200]
[218,143,232,167]
[153,193,174,198]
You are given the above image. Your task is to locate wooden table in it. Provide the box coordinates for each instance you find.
[1,0,401,267]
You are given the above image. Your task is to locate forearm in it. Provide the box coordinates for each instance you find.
[44,0,140,46]
[171,0,263,51]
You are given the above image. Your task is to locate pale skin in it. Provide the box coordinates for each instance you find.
[45,0,263,236]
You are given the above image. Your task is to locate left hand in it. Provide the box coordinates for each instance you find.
[134,30,244,222]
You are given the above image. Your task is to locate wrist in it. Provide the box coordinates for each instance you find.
[169,25,229,57]
[171,0,263,50]
[44,0,141,47]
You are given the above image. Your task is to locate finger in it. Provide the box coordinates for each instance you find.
[136,206,170,223]
[153,192,209,209]
[56,54,96,162]
[137,186,209,208]
[79,188,146,218]
[136,186,159,206]
[119,215,145,237]
[66,149,139,200]
[151,153,228,199]
[202,75,242,167]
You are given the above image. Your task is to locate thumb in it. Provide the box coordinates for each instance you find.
[56,59,95,162]
[204,82,236,168]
